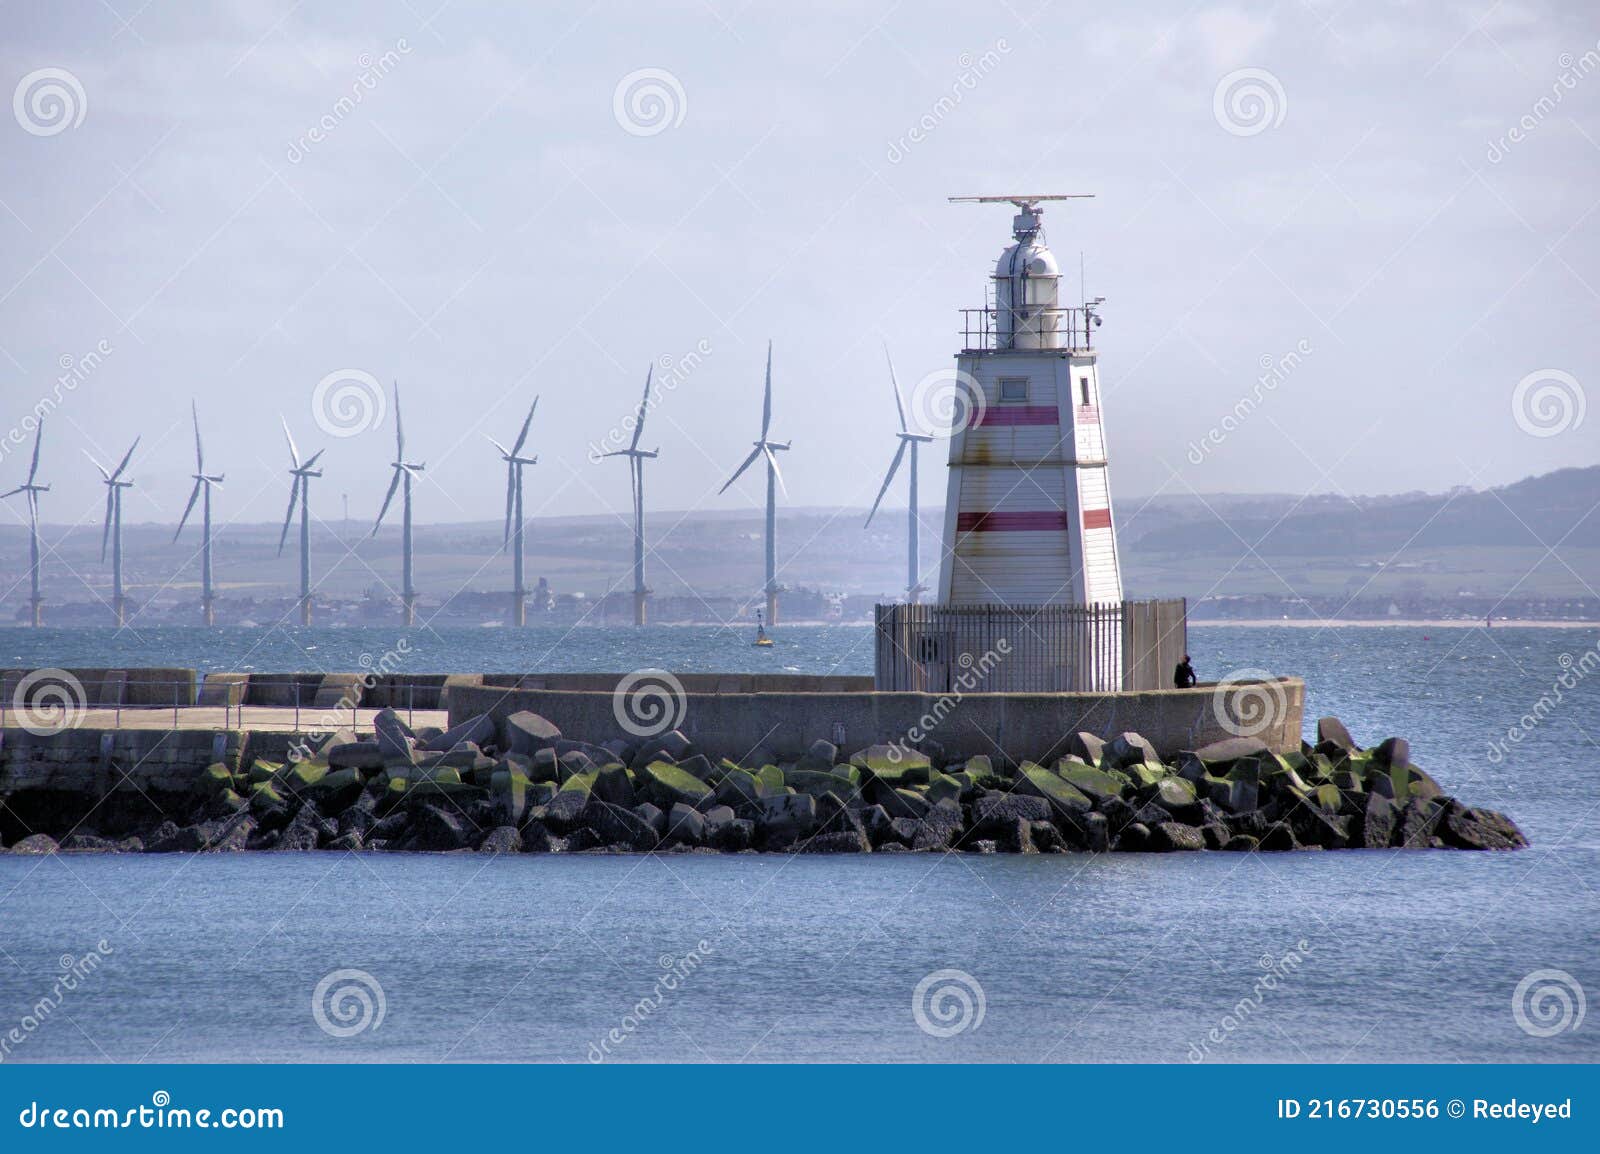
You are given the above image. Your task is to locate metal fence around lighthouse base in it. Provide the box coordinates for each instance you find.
[873,598,1187,694]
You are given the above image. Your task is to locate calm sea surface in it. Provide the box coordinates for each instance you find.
[0,624,1596,1062]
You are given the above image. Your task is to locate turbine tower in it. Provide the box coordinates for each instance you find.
[1,420,48,626]
[174,401,225,626]
[371,382,425,627]
[488,397,539,627]
[865,345,935,603]
[277,418,324,627]
[87,437,139,628]
[719,341,790,625]
[602,368,659,626]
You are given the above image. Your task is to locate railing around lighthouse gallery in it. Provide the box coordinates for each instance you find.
[958,305,1101,354]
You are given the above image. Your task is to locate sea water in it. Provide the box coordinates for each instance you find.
[0,624,1595,1062]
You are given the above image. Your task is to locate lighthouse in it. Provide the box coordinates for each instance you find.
[874,196,1185,694]
[936,195,1123,610]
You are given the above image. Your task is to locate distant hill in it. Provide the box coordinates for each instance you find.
[1,468,1595,619]
[1126,468,1600,556]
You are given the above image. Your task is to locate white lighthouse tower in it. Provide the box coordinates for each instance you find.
[936,195,1123,610]
[875,196,1184,694]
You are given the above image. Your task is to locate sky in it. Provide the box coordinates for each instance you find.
[0,0,1596,539]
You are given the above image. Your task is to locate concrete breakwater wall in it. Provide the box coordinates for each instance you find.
[445,676,1308,764]
[0,709,1528,857]
[1,669,874,714]
[2,667,196,707]
[0,665,1529,859]
[3,668,466,712]
[0,725,310,844]
[0,726,311,792]
[0,667,1305,762]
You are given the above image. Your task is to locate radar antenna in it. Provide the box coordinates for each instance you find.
[948,194,1095,207]
[949,194,1094,240]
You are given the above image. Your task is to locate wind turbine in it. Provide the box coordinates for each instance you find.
[602,368,659,626]
[1,420,48,626]
[488,397,538,626]
[86,437,139,627]
[370,382,425,626]
[865,345,935,603]
[719,341,791,625]
[277,417,324,627]
[173,401,225,625]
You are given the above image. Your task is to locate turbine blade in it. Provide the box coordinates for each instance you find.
[372,467,402,533]
[174,479,202,541]
[511,396,538,457]
[763,445,787,500]
[719,445,764,494]
[27,419,42,485]
[281,417,300,469]
[110,436,139,481]
[0,486,21,499]
[760,340,773,440]
[503,463,515,546]
[192,400,203,471]
[864,439,908,527]
[277,478,299,555]
[884,343,908,433]
[83,450,109,481]
[302,448,325,470]
[486,435,509,457]
[393,381,404,459]
[630,368,652,451]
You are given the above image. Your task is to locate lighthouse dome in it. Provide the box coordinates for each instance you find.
[996,239,1059,281]
[993,235,1061,349]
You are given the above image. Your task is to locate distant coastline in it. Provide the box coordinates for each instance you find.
[1189,618,1599,629]
[2,617,1598,631]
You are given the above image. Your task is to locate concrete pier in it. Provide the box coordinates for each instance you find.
[1,666,1305,769]
[0,667,1531,860]
[445,672,1306,764]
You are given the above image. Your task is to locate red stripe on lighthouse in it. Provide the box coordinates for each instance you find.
[974,405,1059,427]
[1082,508,1112,530]
[956,510,1072,533]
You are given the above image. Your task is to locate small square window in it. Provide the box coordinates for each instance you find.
[999,377,1029,403]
